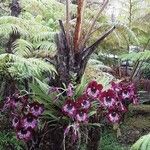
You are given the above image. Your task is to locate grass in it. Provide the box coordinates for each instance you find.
[0,131,24,150]
[100,128,130,150]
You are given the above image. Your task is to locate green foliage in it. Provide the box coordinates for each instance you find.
[101,129,129,150]
[130,134,150,150]
[30,82,61,121]
[0,131,24,150]
[0,54,56,79]
[0,1,57,81]
[120,50,150,62]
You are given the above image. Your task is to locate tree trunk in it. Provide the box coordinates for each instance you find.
[3,0,21,97]
[6,0,21,53]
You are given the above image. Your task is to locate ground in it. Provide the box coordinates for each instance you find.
[101,104,150,150]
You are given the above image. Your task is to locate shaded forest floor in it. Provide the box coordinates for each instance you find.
[101,104,150,150]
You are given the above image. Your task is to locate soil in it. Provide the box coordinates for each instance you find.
[118,104,150,146]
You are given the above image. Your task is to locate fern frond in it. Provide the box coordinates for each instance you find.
[33,31,55,42]
[0,23,28,38]
[12,39,33,56]
[0,54,56,79]
[0,16,54,41]
[120,50,150,61]
[36,41,56,51]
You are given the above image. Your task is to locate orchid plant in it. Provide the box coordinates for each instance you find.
[2,93,44,143]
[1,79,138,149]
[62,80,138,123]
[46,79,139,148]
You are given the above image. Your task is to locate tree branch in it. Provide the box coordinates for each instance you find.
[82,26,115,59]
[66,0,71,45]
[80,0,109,49]
[73,0,86,52]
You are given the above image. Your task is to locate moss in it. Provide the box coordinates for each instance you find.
[100,128,130,150]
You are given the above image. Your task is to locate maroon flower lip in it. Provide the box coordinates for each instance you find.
[29,102,44,117]
[111,81,122,92]
[75,110,88,122]
[62,99,77,118]
[76,95,91,110]
[86,81,103,99]
[99,89,116,110]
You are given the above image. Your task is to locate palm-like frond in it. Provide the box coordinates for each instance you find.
[0,16,55,42]
[0,54,56,79]
[120,50,150,62]
[0,23,28,38]
[12,39,33,56]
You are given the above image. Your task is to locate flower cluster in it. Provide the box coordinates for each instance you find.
[100,80,138,124]
[62,81,102,123]
[2,93,44,141]
[62,80,138,124]
[102,81,138,124]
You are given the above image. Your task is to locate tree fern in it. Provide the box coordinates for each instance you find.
[0,53,56,79]
[0,16,55,41]
[120,50,150,62]
[12,39,33,56]
[0,23,28,38]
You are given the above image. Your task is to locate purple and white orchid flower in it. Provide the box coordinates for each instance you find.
[21,114,38,129]
[29,102,44,117]
[107,111,120,123]
[16,127,32,141]
[62,99,77,118]
[76,95,91,110]
[75,110,88,123]
[99,89,116,110]
[86,81,103,99]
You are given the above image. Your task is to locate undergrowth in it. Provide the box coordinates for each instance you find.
[0,131,24,150]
